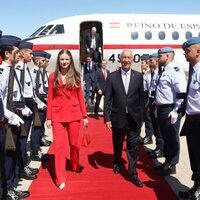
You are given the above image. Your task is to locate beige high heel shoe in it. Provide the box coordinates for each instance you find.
[59,182,66,189]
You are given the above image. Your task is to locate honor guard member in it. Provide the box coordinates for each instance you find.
[154,47,187,176]
[30,50,48,162]
[147,53,164,159]
[15,41,39,180]
[0,36,30,199]
[140,54,154,145]
[178,37,200,200]
[39,51,51,147]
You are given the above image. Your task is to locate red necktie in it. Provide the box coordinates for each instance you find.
[103,69,107,80]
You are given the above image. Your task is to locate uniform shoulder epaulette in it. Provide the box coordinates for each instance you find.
[0,68,4,75]
[173,66,180,72]
[15,65,21,70]
[33,69,37,73]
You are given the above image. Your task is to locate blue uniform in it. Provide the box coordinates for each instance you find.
[155,61,187,166]
[143,71,154,140]
[0,62,22,190]
[182,61,200,184]
[148,68,164,152]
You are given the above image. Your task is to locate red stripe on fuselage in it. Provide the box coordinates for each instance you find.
[32,44,182,51]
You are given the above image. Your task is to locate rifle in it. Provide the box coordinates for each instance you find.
[5,66,16,151]
[5,67,27,151]
[33,68,42,127]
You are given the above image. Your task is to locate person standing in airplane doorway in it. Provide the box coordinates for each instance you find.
[85,26,102,63]
[46,49,88,190]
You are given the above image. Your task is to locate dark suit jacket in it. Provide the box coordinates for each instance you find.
[83,61,97,82]
[95,68,110,93]
[85,33,102,51]
[104,69,144,129]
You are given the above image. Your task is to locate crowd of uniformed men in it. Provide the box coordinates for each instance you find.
[0,28,200,200]
[0,31,52,200]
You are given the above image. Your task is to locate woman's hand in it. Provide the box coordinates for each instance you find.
[46,119,52,129]
[83,118,88,127]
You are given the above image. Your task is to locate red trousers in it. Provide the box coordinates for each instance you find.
[52,121,80,185]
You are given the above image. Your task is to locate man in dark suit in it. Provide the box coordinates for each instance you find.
[104,49,144,187]
[85,26,102,63]
[94,59,110,119]
[83,54,97,105]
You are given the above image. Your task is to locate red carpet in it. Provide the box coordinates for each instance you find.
[28,116,177,200]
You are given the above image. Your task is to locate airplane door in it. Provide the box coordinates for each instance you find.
[80,21,103,65]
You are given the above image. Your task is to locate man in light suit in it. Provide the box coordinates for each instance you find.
[104,49,144,187]
[94,59,110,119]
[85,26,102,63]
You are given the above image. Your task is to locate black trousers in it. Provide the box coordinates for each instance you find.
[112,114,140,176]
[149,99,164,151]
[94,93,103,115]
[144,98,154,138]
[184,115,200,184]
[4,124,20,190]
[157,105,181,165]
[0,126,6,197]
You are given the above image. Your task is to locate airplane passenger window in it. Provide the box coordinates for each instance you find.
[38,25,54,36]
[49,25,64,35]
[131,31,138,40]
[172,31,179,40]
[185,31,192,39]
[30,26,45,37]
[158,31,166,40]
[145,31,152,40]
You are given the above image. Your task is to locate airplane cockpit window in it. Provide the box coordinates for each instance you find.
[49,24,64,35]
[131,31,138,40]
[38,25,54,36]
[145,31,152,40]
[29,26,45,37]
[158,31,166,40]
[172,31,179,40]
[185,31,192,39]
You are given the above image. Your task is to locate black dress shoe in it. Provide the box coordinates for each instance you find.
[14,189,30,199]
[143,136,153,145]
[113,164,122,174]
[129,175,143,188]
[155,162,168,171]
[40,137,52,146]
[179,185,197,199]
[31,151,42,161]
[150,149,164,158]
[192,186,200,200]
[20,168,37,180]
[159,164,176,176]
[138,136,144,144]
[27,166,39,174]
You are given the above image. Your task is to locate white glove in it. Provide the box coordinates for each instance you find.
[154,107,158,118]
[86,48,90,53]
[8,114,24,127]
[99,48,102,54]
[37,102,46,110]
[168,110,178,124]
[21,106,33,117]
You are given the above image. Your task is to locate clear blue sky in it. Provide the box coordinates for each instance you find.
[1,0,200,39]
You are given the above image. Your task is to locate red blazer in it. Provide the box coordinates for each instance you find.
[47,72,87,122]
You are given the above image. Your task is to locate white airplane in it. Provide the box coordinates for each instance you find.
[25,13,200,73]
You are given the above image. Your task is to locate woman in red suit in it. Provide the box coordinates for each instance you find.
[46,49,88,189]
